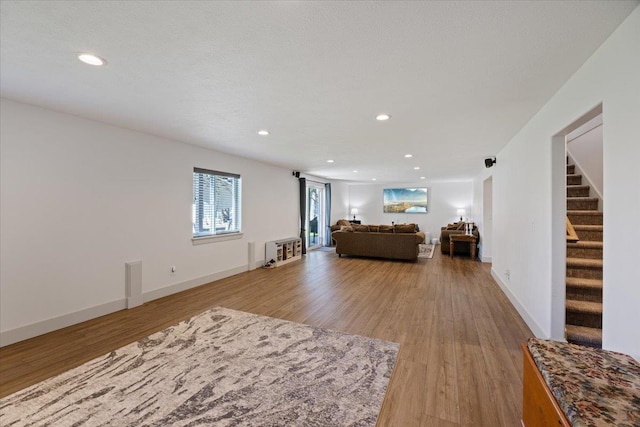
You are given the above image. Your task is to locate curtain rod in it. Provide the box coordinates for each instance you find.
[299,175,329,185]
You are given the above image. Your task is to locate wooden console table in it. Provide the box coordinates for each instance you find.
[449,234,477,259]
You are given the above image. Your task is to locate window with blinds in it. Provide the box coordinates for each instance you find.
[193,168,242,237]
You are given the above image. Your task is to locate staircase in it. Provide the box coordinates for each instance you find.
[565,162,603,348]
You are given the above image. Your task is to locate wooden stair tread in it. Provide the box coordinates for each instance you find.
[566,299,602,314]
[565,159,603,348]
[566,257,603,269]
[567,210,603,215]
[566,277,603,290]
[573,224,603,231]
[566,241,603,249]
[565,325,602,346]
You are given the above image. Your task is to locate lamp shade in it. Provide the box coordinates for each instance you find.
[456,209,466,217]
[350,208,358,215]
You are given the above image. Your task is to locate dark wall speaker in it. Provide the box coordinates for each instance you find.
[292,171,300,178]
[484,157,497,168]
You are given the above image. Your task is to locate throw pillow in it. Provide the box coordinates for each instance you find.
[353,224,370,232]
[337,219,350,227]
[369,225,380,232]
[395,224,416,233]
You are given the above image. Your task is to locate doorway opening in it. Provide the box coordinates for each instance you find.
[551,104,603,344]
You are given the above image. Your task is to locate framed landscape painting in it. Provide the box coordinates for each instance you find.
[383,188,428,213]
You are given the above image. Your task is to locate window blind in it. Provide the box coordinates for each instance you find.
[193,168,241,237]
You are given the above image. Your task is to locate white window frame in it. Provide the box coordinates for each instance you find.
[192,167,242,244]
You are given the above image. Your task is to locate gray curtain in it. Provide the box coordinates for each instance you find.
[299,177,307,254]
[324,183,332,247]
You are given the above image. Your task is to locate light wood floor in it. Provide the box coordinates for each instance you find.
[0,248,533,426]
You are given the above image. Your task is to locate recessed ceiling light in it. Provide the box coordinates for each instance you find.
[420,176,426,180]
[78,53,106,66]
[404,154,413,158]
[353,170,358,173]
[414,166,420,170]
[257,130,269,136]
[376,114,390,121]
[327,159,334,163]
[372,178,377,181]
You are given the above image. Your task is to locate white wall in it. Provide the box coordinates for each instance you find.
[481,176,493,262]
[0,98,299,345]
[347,181,473,242]
[567,123,604,199]
[330,180,350,224]
[473,7,640,358]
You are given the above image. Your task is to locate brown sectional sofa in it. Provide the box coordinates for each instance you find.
[440,222,479,255]
[331,222,425,261]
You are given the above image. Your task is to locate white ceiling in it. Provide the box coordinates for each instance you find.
[1,1,637,183]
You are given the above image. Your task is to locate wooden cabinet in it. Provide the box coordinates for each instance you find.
[521,344,570,427]
[265,238,302,267]
[449,234,477,259]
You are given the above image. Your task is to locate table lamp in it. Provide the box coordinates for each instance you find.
[350,208,358,221]
[456,209,466,222]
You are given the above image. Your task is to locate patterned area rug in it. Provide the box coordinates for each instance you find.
[418,243,435,259]
[0,307,399,427]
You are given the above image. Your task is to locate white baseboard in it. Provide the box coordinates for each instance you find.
[0,299,127,347]
[481,256,492,263]
[490,268,546,338]
[143,264,251,302]
[1,261,265,347]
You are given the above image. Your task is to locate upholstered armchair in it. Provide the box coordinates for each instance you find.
[330,219,350,232]
[440,222,479,254]
[330,219,351,245]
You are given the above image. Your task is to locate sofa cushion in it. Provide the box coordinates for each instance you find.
[369,225,380,232]
[336,219,350,227]
[353,224,370,232]
[340,225,354,232]
[378,225,394,233]
[394,224,417,233]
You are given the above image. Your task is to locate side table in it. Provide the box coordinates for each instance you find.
[449,234,477,259]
